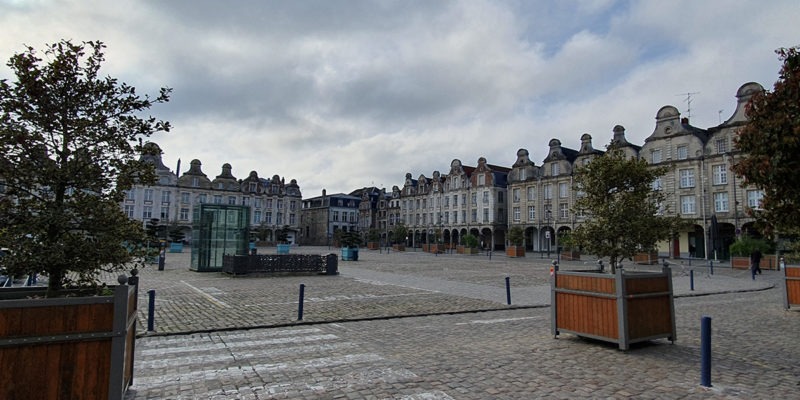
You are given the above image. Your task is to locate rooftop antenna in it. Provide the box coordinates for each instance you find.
[676,92,700,120]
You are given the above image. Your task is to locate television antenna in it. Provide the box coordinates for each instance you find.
[676,92,700,120]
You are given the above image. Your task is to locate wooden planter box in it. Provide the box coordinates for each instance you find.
[430,244,444,254]
[560,250,580,261]
[506,246,525,258]
[633,252,659,265]
[731,255,778,270]
[392,244,405,252]
[0,283,138,400]
[457,245,479,255]
[551,267,676,350]
[421,244,430,252]
[785,265,800,309]
[367,242,380,250]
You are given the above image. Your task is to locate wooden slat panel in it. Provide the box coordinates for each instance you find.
[556,273,615,294]
[626,276,669,294]
[786,266,800,278]
[626,295,674,339]
[556,292,618,339]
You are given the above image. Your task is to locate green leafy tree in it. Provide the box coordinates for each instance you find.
[508,226,524,246]
[276,225,291,243]
[0,40,171,295]
[572,147,682,273]
[392,223,408,244]
[733,47,800,236]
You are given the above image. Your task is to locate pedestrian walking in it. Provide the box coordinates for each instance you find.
[750,248,763,280]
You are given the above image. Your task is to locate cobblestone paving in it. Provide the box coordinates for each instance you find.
[127,289,799,399]
[120,246,794,399]
[124,246,774,335]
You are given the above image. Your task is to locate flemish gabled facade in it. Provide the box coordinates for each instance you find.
[122,143,302,244]
[506,82,765,259]
[399,157,510,250]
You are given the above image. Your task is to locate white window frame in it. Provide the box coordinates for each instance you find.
[714,192,729,212]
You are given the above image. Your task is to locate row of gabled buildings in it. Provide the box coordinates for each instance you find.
[125,81,764,259]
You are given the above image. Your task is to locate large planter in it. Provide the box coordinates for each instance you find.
[731,255,778,270]
[276,243,291,255]
[560,250,581,261]
[633,251,659,265]
[341,247,359,261]
[367,242,380,250]
[392,244,406,252]
[169,242,184,253]
[506,246,525,258]
[0,281,138,399]
[422,244,430,252]
[785,264,800,309]
[551,266,676,350]
[430,244,444,254]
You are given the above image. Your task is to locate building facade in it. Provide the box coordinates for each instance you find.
[299,190,361,246]
[399,157,510,250]
[123,143,302,244]
[506,82,765,259]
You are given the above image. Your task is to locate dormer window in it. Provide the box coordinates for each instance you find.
[551,163,560,176]
[249,182,257,192]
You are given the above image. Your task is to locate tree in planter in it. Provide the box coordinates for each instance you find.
[0,40,171,296]
[572,146,683,273]
[168,222,185,244]
[392,223,408,245]
[340,230,362,248]
[508,226,524,247]
[732,47,800,239]
[367,228,381,244]
[276,225,291,244]
[463,233,479,249]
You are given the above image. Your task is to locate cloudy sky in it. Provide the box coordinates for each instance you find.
[2,0,798,197]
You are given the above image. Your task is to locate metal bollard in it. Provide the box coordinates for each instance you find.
[158,248,166,271]
[298,284,305,321]
[708,260,714,275]
[690,270,694,291]
[700,316,712,387]
[147,289,156,331]
[505,277,511,305]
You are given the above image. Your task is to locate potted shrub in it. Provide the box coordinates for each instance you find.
[506,226,525,257]
[367,228,381,250]
[459,233,480,255]
[392,224,407,251]
[729,236,776,270]
[0,40,170,398]
[276,225,291,254]
[558,232,580,261]
[168,222,186,253]
[340,231,362,261]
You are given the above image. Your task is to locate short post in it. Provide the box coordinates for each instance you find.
[708,260,714,275]
[700,316,712,387]
[505,276,511,305]
[147,289,156,332]
[298,283,305,321]
[690,270,695,291]
[158,248,166,271]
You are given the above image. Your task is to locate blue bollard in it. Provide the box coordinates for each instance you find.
[505,277,511,305]
[298,284,305,321]
[701,316,712,387]
[708,260,714,275]
[690,270,694,291]
[147,289,156,332]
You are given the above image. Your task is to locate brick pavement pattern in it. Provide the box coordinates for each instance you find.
[122,246,796,399]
